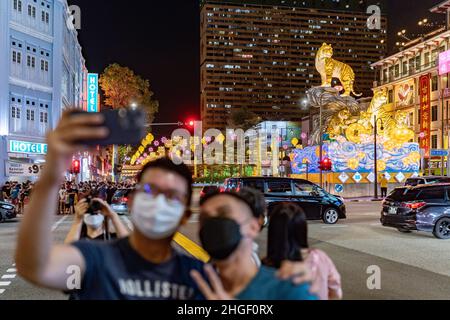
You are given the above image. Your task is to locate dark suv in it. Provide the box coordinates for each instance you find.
[381,183,450,239]
[223,177,346,224]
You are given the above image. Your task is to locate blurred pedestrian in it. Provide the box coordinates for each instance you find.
[263,203,342,300]
[380,174,389,198]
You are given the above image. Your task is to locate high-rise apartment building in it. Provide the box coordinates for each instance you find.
[200,0,387,130]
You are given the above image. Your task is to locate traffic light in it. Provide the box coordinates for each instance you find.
[72,160,80,175]
[186,120,195,128]
[318,157,332,172]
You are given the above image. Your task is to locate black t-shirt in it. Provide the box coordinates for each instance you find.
[2,186,11,197]
[70,238,206,300]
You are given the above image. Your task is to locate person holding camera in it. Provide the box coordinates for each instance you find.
[15,110,205,300]
[64,197,129,243]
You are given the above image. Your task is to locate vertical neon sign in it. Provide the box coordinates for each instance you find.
[419,74,431,158]
[87,73,99,113]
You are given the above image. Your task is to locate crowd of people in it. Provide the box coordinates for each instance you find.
[1,181,34,215]
[56,180,135,215]
[13,111,342,301]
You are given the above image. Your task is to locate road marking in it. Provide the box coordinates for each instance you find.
[1,274,16,279]
[6,268,16,273]
[173,233,210,263]
[321,225,349,229]
[0,289,5,294]
[0,281,11,286]
[51,215,68,232]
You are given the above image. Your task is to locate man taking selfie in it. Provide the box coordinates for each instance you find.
[15,111,205,300]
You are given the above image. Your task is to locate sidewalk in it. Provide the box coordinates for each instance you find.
[343,196,385,203]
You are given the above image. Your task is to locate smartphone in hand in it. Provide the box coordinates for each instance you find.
[70,108,146,146]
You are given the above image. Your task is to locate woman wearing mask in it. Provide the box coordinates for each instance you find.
[64,197,129,243]
[263,203,343,300]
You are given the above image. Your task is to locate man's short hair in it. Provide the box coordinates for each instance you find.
[200,190,261,219]
[136,157,193,207]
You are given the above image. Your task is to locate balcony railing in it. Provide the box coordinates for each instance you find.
[379,60,439,85]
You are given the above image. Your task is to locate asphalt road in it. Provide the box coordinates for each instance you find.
[1,201,449,300]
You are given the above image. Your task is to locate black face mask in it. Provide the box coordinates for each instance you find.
[200,217,242,261]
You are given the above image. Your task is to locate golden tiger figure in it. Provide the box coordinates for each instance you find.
[315,43,362,97]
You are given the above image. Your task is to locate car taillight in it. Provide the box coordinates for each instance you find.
[402,202,426,210]
[123,197,128,203]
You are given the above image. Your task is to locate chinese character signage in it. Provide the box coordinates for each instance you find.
[419,74,431,158]
[9,140,47,155]
[439,50,450,75]
[87,73,99,113]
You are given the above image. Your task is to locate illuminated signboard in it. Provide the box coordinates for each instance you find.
[439,50,450,75]
[87,73,99,113]
[419,74,431,158]
[9,140,47,155]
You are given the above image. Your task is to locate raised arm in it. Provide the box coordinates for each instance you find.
[15,111,108,290]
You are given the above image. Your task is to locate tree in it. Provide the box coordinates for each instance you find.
[99,63,159,123]
[227,107,261,131]
[99,64,159,168]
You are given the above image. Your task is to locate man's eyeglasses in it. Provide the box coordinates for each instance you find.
[135,183,187,205]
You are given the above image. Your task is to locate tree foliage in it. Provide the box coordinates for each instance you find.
[227,107,261,131]
[99,63,159,123]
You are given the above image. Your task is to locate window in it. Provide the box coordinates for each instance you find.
[267,181,292,194]
[40,60,48,71]
[394,64,400,78]
[432,105,438,121]
[418,109,421,125]
[419,188,445,202]
[402,61,408,75]
[424,52,430,66]
[13,0,22,12]
[432,75,438,91]
[27,55,36,68]
[242,180,265,192]
[415,56,421,71]
[388,89,393,103]
[41,11,49,23]
[432,135,438,149]
[28,5,36,18]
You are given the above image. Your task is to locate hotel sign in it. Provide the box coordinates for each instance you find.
[9,140,47,155]
[87,73,99,113]
[419,75,431,158]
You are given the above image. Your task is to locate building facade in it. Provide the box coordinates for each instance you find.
[200,0,387,130]
[0,0,87,184]
[371,1,450,173]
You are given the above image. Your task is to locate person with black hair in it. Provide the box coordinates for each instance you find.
[64,197,129,243]
[263,203,342,300]
[15,111,205,300]
[191,190,317,300]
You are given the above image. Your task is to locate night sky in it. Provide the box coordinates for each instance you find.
[69,0,446,137]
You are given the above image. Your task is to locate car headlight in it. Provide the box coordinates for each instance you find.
[1,204,13,210]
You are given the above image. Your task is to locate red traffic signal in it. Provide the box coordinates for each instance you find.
[186,120,195,128]
[318,157,332,172]
[72,160,80,174]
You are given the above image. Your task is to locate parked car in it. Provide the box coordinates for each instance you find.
[381,183,450,239]
[0,200,17,222]
[110,189,133,215]
[404,176,450,187]
[223,177,346,224]
[199,185,220,201]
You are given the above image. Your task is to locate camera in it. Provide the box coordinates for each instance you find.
[86,196,102,215]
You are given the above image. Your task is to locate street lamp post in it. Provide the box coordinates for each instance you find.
[374,115,384,199]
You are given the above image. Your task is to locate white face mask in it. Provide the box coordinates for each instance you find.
[131,192,185,240]
[84,214,104,230]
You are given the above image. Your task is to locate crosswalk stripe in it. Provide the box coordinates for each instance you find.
[0,281,11,286]
[0,289,5,294]
[6,268,16,273]
[1,274,16,279]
